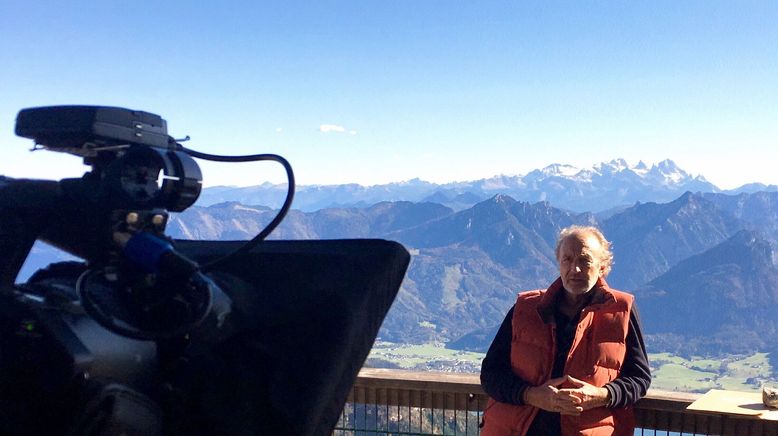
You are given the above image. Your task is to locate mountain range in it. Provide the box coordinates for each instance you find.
[161,189,778,356]
[197,158,776,213]
[17,159,778,358]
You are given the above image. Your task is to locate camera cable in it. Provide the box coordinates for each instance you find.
[179,147,295,272]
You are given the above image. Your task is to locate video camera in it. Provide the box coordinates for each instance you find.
[0,106,409,435]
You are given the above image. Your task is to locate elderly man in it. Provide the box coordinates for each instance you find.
[480,226,650,436]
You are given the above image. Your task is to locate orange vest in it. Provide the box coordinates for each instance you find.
[481,277,634,436]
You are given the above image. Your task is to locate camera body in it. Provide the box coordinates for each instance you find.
[0,262,165,434]
[3,106,215,434]
[0,106,409,435]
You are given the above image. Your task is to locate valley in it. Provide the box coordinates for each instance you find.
[17,159,778,396]
[367,342,776,394]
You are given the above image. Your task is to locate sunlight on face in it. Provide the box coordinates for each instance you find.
[558,232,605,296]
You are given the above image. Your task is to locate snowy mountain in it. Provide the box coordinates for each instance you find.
[197,158,720,212]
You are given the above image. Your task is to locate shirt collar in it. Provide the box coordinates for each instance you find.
[536,276,616,323]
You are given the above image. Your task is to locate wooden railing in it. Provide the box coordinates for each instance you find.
[334,368,778,435]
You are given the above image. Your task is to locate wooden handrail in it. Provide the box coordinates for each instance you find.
[354,368,700,405]
[344,368,778,436]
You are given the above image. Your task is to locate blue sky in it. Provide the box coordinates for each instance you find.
[1,1,776,188]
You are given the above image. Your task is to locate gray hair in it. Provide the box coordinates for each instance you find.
[555,225,614,277]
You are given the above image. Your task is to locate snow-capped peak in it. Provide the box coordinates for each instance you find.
[647,159,690,185]
[593,158,629,174]
[633,160,649,175]
[540,163,581,177]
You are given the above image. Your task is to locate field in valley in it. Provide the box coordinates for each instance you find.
[367,342,776,393]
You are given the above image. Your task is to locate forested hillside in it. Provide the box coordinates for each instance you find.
[160,191,778,357]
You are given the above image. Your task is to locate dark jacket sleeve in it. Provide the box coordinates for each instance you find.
[604,302,651,408]
[479,306,530,405]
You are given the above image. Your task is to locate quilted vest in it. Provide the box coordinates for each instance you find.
[481,277,634,436]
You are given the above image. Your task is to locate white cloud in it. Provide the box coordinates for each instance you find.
[319,124,347,133]
[275,127,283,133]
[349,130,357,136]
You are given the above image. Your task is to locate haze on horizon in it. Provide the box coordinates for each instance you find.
[1,1,776,190]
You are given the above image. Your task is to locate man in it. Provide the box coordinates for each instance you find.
[480,226,650,436]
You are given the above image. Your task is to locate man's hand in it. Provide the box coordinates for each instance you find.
[557,376,610,411]
[523,376,584,416]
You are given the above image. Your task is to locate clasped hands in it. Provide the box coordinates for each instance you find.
[523,375,609,416]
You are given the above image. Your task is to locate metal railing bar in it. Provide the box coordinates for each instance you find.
[465,398,470,435]
[330,430,447,436]
[407,402,411,434]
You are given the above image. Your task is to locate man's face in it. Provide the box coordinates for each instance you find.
[558,232,605,296]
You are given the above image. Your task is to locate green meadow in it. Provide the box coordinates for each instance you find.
[368,341,485,369]
[368,343,776,393]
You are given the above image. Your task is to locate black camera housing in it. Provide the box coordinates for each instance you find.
[1,106,409,435]
[16,106,171,153]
